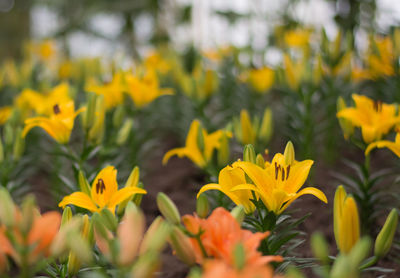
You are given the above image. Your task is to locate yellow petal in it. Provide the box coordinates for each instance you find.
[278,187,327,214]
[284,159,314,194]
[365,140,400,157]
[91,166,118,208]
[108,187,147,209]
[233,161,273,197]
[58,192,98,212]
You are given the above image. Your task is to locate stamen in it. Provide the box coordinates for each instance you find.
[281,168,285,181]
[96,178,106,194]
[286,165,290,180]
[275,162,280,180]
[53,104,61,114]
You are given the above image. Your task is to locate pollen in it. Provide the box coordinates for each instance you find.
[96,178,106,194]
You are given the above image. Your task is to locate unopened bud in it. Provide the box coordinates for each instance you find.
[117,167,141,215]
[231,205,245,224]
[374,209,398,258]
[116,118,133,146]
[169,227,196,266]
[217,132,230,167]
[88,94,105,145]
[196,195,209,218]
[4,123,13,147]
[113,105,125,128]
[311,232,329,264]
[240,110,255,145]
[0,188,15,227]
[243,144,256,163]
[83,92,96,130]
[337,97,354,140]
[0,137,4,162]
[100,208,118,232]
[284,141,295,165]
[20,195,36,234]
[61,207,72,227]
[233,243,246,270]
[140,216,164,254]
[130,252,160,278]
[349,237,372,267]
[256,154,265,168]
[78,171,91,196]
[259,108,273,143]
[157,193,181,225]
[196,124,205,154]
[12,127,25,161]
[140,217,170,254]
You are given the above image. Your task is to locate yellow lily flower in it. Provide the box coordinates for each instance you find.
[333,186,360,254]
[22,101,84,144]
[197,165,256,213]
[283,54,306,90]
[230,143,327,215]
[15,83,72,117]
[367,36,394,78]
[365,131,400,157]
[85,73,125,110]
[163,120,231,168]
[125,69,173,108]
[336,94,400,143]
[284,29,311,49]
[59,166,147,213]
[247,67,275,93]
[144,52,171,74]
[0,106,12,125]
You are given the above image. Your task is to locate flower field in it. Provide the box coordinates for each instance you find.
[0,1,399,277]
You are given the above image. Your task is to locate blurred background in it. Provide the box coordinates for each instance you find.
[1,0,400,61]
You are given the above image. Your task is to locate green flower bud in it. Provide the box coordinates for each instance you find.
[112,105,125,128]
[243,144,256,163]
[311,232,329,264]
[0,188,15,227]
[231,205,245,224]
[233,243,246,270]
[169,226,196,266]
[12,127,25,161]
[83,92,96,130]
[100,208,118,232]
[157,192,181,225]
[374,209,398,258]
[116,118,133,146]
[259,108,273,143]
[284,141,295,165]
[217,132,230,167]
[256,153,265,168]
[196,194,210,218]
[78,171,91,196]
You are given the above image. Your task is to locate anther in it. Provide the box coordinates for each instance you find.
[53,104,61,114]
[286,165,290,180]
[275,162,280,180]
[281,168,285,181]
[96,178,106,194]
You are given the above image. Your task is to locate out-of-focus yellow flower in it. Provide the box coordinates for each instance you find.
[144,52,171,74]
[231,142,327,215]
[59,166,147,213]
[337,97,354,140]
[246,67,274,93]
[22,101,84,144]
[197,165,256,213]
[351,66,372,82]
[2,60,20,87]
[334,186,360,254]
[125,69,173,108]
[85,73,125,110]
[365,130,400,157]
[58,60,74,80]
[284,29,311,49]
[0,107,12,125]
[202,46,233,62]
[367,36,394,78]
[36,40,56,62]
[337,94,400,143]
[163,120,231,168]
[283,54,306,90]
[233,109,273,146]
[16,83,72,117]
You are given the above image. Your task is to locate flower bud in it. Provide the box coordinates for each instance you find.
[83,92,96,130]
[259,108,273,143]
[231,205,245,224]
[349,236,372,267]
[284,141,295,166]
[217,132,230,167]
[240,110,255,145]
[117,167,141,215]
[374,208,398,258]
[100,208,118,232]
[0,188,15,227]
[157,193,181,225]
[130,252,161,278]
[311,232,329,264]
[169,226,196,266]
[256,153,265,168]
[140,217,170,254]
[78,171,91,196]
[4,123,14,147]
[337,97,354,140]
[88,94,105,145]
[61,207,72,227]
[243,144,256,163]
[112,105,125,128]
[196,194,209,218]
[233,243,246,270]
[116,118,133,146]
[12,127,25,161]
[196,124,205,154]
[0,136,4,162]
